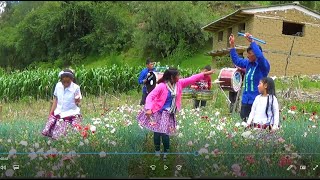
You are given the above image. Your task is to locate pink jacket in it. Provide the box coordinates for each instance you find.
[145,73,206,113]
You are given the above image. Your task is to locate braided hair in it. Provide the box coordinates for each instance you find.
[260,77,276,124]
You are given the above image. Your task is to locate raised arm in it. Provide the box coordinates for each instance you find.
[229,34,248,68]
[250,41,270,76]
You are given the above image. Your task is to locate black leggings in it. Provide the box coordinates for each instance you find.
[154,132,170,152]
[240,103,252,122]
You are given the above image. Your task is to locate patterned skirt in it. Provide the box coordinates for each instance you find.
[136,109,177,136]
[41,114,82,140]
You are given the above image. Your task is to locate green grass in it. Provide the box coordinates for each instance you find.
[0,90,320,178]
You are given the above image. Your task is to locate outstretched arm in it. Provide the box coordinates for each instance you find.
[250,41,270,76]
[179,70,215,89]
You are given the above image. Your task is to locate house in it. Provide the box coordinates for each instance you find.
[202,2,320,76]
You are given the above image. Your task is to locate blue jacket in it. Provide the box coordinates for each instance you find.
[138,68,156,93]
[230,42,270,105]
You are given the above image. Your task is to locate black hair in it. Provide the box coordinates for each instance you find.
[146,57,152,65]
[203,65,211,71]
[60,69,77,84]
[261,77,276,125]
[247,44,262,53]
[157,67,179,84]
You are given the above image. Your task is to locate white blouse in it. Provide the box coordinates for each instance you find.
[247,94,280,129]
[53,82,82,118]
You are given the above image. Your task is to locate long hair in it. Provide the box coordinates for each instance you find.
[261,77,276,123]
[157,67,179,84]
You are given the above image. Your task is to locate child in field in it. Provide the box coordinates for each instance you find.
[193,65,212,109]
[246,77,280,131]
[42,69,83,140]
[137,67,214,160]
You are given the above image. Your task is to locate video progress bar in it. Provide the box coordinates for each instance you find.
[0,152,198,155]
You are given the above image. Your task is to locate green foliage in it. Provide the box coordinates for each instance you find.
[132,1,212,61]
[0,64,199,102]
[1,1,319,70]
[215,56,233,69]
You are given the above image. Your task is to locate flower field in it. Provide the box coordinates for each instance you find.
[0,91,319,178]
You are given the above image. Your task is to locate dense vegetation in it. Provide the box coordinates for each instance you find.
[1,1,318,70]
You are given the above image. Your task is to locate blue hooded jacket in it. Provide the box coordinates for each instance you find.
[138,67,156,93]
[230,42,270,105]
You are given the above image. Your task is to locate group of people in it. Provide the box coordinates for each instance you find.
[137,32,280,160]
[40,32,279,161]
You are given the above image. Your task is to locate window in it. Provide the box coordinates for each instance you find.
[218,31,223,41]
[238,23,245,33]
[282,22,304,36]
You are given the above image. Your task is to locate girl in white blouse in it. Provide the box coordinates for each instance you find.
[42,69,83,140]
[246,77,279,131]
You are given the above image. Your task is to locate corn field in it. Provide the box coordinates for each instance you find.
[0,65,199,102]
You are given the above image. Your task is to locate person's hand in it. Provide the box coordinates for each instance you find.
[245,32,254,43]
[75,94,81,106]
[229,34,235,48]
[145,109,152,118]
[75,98,81,106]
[203,70,215,76]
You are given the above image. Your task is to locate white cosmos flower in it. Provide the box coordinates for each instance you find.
[93,121,101,125]
[79,141,84,146]
[34,143,39,149]
[84,139,89,145]
[28,152,37,160]
[110,128,116,134]
[99,151,106,158]
[216,125,223,131]
[204,144,210,148]
[52,166,59,171]
[198,148,209,155]
[215,112,220,116]
[213,164,219,170]
[20,141,28,146]
[90,125,96,132]
[110,141,117,146]
[241,122,248,127]
[241,131,252,139]
[187,141,193,146]
[7,139,11,143]
[235,122,240,127]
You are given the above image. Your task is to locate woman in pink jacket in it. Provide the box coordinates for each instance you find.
[137,67,214,160]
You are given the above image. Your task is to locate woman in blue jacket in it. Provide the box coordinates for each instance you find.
[229,33,270,122]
